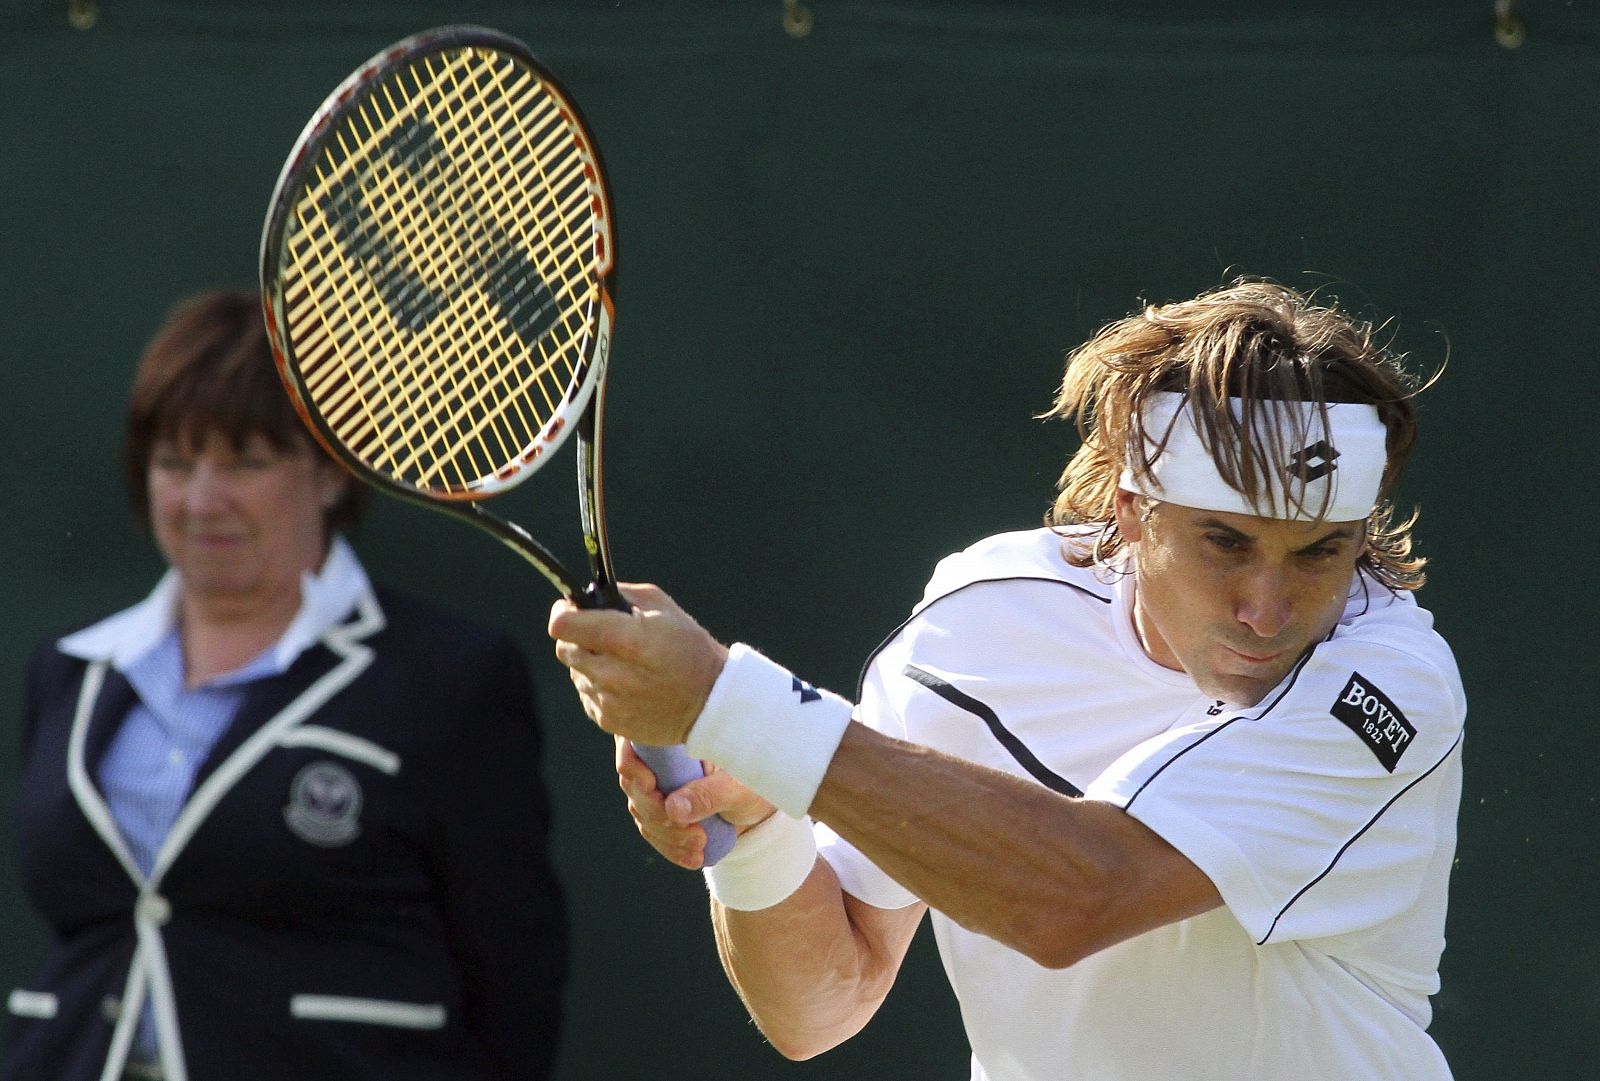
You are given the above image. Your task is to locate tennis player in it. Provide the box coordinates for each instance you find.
[551,280,1464,1080]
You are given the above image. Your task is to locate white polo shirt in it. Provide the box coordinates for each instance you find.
[817,527,1464,1081]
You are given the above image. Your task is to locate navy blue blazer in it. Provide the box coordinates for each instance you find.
[4,586,567,1081]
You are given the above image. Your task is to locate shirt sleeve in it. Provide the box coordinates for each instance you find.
[816,569,1112,911]
[814,627,923,911]
[1085,630,1465,945]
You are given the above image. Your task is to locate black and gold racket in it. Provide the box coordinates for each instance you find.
[260,25,734,863]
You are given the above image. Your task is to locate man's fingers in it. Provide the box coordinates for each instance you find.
[615,735,657,791]
[615,735,697,792]
[612,737,711,868]
[662,776,721,825]
[660,769,738,825]
[615,581,667,610]
[547,598,637,656]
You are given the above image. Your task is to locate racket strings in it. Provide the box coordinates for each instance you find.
[280,45,604,493]
[353,72,525,482]
[421,54,582,474]
[338,58,579,482]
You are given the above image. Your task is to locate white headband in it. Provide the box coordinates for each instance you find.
[1118,391,1387,522]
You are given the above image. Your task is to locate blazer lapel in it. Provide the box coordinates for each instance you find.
[189,644,341,793]
[82,668,139,781]
[149,594,383,888]
[65,662,146,884]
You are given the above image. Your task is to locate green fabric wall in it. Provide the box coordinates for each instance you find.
[1,2,1594,1076]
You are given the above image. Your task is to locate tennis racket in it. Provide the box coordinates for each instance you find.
[259,24,735,864]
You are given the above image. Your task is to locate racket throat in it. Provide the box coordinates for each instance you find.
[580,579,629,612]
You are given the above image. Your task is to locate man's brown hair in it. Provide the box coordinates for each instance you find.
[1043,279,1430,590]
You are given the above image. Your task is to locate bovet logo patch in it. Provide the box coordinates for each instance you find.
[1331,672,1415,772]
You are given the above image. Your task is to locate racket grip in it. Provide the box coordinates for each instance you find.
[631,741,737,866]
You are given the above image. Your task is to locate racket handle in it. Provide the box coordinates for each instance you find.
[630,741,738,866]
[578,583,736,864]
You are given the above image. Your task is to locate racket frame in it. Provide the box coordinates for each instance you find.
[259,24,620,605]
[261,23,737,864]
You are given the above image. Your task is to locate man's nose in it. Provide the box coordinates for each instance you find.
[1235,565,1292,640]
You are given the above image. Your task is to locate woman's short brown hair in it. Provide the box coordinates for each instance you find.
[1043,279,1431,591]
[122,289,366,535]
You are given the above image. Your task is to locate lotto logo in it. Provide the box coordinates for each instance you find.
[1287,439,1341,482]
[1330,672,1415,772]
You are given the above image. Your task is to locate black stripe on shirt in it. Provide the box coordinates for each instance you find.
[1121,638,1324,816]
[855,575,1112,700]
[901,664,1083,797]
[1116,622,1456,946]
[1257,730,1463,945]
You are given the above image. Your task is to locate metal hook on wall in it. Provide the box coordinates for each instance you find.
[67,0,98,29]
[1493,0,1526,48]
[783,0,814,39]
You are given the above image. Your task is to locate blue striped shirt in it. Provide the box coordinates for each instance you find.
[100,633,280,877]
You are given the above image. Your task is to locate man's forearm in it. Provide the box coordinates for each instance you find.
[810,724,1221,969]
[710,856,924,1061]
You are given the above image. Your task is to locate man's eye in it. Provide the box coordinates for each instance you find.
[1206,534,1242,551]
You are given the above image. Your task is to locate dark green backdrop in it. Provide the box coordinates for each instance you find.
[2,1,1595,1077]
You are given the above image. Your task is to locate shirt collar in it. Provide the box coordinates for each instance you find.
[273,537,371,669]
[58,536,373,673]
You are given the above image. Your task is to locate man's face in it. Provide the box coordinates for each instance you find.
[1114,490,1365,707]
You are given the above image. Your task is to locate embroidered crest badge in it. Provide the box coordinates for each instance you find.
[284,761,363,846]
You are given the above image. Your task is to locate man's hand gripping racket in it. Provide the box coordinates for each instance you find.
[553,584,778,868]
[259,24,735,864]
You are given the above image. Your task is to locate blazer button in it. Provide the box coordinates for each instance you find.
[101,995,121,1021]
[137,894,172,926]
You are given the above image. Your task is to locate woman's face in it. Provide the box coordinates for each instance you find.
[147,429,347,612]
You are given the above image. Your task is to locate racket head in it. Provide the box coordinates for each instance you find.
[260,24,617,510]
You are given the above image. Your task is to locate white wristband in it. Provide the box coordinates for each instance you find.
[703,811,818,911]
[685,643,853,817]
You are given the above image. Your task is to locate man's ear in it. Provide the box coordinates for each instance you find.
[1113,488,1145,543]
